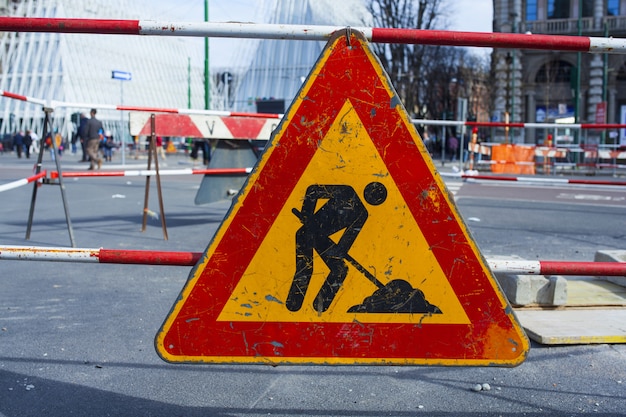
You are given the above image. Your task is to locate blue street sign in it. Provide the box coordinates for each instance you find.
[112,70,132,81]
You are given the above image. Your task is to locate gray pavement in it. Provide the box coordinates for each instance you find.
[0,147,625,416]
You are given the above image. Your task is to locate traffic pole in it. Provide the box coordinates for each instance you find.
[1,245,625,276]
[0,18,625,54]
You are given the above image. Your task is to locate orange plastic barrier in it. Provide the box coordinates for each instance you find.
[490,144,535,174]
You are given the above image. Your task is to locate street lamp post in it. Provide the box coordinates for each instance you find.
[112,70,131,165]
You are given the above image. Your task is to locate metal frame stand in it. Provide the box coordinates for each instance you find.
[25,107,76,247]
[141,113,168,240]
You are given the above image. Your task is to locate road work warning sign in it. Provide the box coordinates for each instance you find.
[155,29,529,366]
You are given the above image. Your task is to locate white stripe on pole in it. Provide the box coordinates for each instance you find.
[138,21,373,41]
[0,246,100,262]
[487,259,542,275]
[122,169,194,177]
[0,178,28,193]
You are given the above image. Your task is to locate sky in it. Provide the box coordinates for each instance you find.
[150,0,494,69]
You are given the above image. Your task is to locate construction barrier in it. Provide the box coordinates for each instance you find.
[468,143,626,175]
[489,144,536,175]
[48,167,251,179]
[1,245,625,277]
[1,17,626,53]
[460,173,626,186]
[2,17,626,366]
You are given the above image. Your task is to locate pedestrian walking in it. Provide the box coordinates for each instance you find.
[13,131,24,158]
[85,109,103,170]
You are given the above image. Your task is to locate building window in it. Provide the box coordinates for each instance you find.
[535,60,573,83]
[548,0,571,19]
[526,0,538,20]
[608,0,620,16]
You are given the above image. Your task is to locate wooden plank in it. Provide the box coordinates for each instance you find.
[566,277,626,307]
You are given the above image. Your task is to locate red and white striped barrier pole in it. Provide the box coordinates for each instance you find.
[460,173,626,187]
[0,246,202,266]
[49,167,251,179]
[0,18,624,54]
[0,171,47,193]
[59,100,282,118]
[0,89,283,118]
[0,90,46,107]
[1,245,625,276]
[487,259,626,277]
[414,119,626,130]
[8,89,626,127]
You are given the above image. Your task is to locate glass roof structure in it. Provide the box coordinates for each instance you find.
[0,0,205,141]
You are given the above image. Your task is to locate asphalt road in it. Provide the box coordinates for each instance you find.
[0,151,625,416]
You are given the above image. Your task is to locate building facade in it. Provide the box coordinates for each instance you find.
[492,0,626,144]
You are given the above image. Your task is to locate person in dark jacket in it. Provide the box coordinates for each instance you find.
[78,113,89,162]
[85,109,103,170]
[13,131,23,158]
[23,130,33,158]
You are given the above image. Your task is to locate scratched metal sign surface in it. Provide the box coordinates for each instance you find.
[155,29,529,366]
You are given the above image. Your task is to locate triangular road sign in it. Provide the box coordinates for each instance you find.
[155,30,529,366]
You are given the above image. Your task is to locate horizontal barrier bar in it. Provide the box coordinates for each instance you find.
[0,90,46,106]
[0,18,625,54]
[0,171,46,193]
[5,85,626,131]
[48,168,251,179]
[40,166,626,185]
[461,174,626,186]
[0,89,283,118]
[1,245,625,276]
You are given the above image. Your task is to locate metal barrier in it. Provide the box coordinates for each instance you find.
[467,143,626,175]
[1,17,626,366]
[1,245,625,277]
[1,17,626,53]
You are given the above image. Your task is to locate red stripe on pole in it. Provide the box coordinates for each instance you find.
[540,261,626,276]
[371,28,591,51]
[463,174,626,186]
[50,171,126,179]
[98,249,202,266]
[228,111,282,119]
[192,168,249,175]
[27,172,46,183]
[580,123,626,129]
[0,17,140,34]
[118,105,179,113]
[566,178,626,186]
[2,91,28,102]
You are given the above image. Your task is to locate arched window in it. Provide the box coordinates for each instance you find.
[616,63,626,81]
[535,60,573,83]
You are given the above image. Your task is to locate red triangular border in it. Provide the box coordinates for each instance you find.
[155,30,528,366]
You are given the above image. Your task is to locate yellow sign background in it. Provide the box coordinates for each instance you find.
[218,101,469,325]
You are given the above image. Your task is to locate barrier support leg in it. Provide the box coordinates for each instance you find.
[141,114,168,240]
[25,107,76,247]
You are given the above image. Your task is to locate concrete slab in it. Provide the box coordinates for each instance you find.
[516,308,626,344]
[594,250,626,288]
